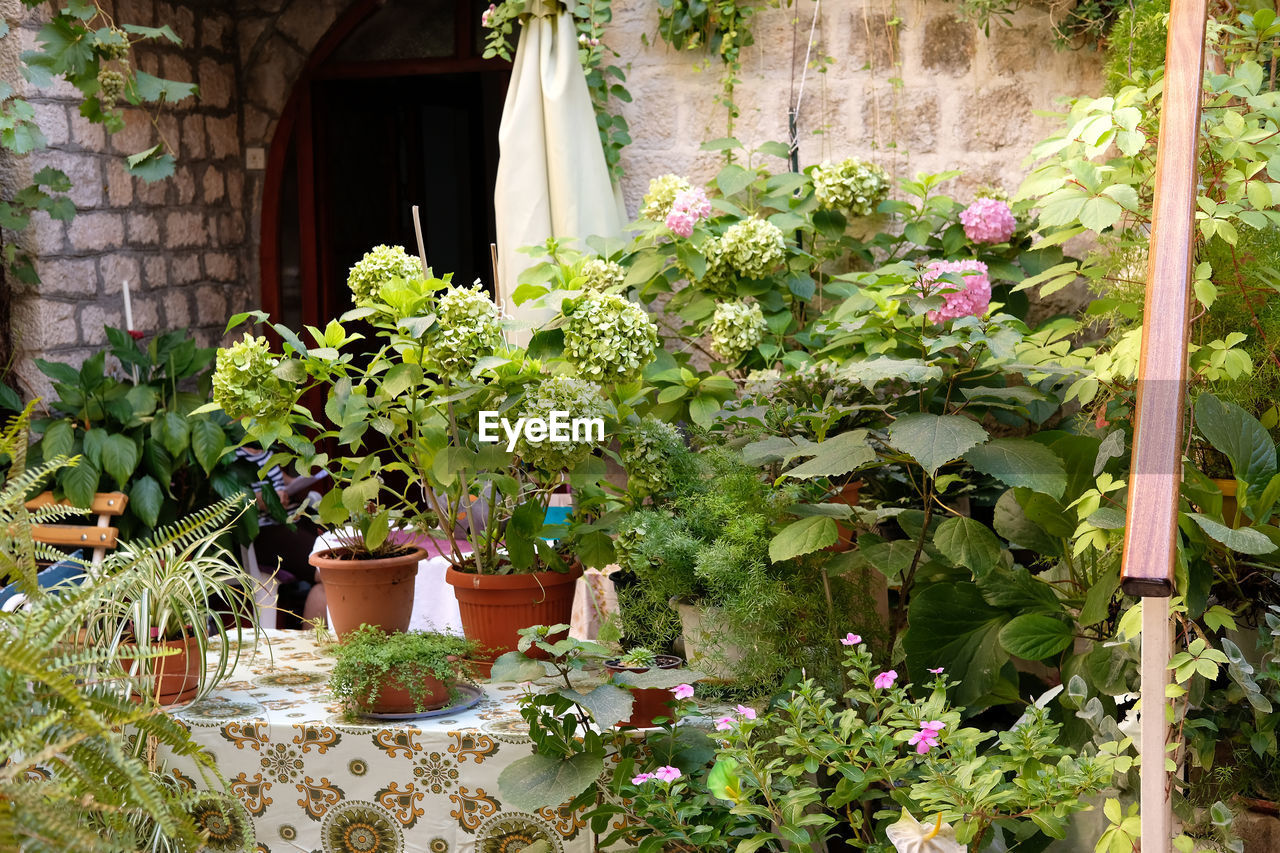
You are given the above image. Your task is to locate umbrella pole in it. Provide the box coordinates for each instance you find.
[1141,598,1173,848]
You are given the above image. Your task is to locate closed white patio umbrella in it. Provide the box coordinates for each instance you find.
[492,0,625,340]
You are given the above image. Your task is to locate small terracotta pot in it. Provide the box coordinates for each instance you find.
[445,565,583,661]
[606,655,683,728]
[124,633,204,706]
[357,669,452,715]
[309,546,425,639]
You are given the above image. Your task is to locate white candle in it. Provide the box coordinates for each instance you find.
[122,279,134,330]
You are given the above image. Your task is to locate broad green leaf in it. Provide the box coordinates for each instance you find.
[497,752,604,811]
[488,651,549,683]
[999,614,1073,660]
[769,516,837,562]
[964,438,1067,499]
[41,419,74,459]
[563,683,634,730]
[903,582,1011,707]
[1194,394,1277,492]
[129,475,164,529]
[62,459,100,509]
[189,418,226,475]
[933,516,1004,577]
[716,163,755,198]
[707,758,741,803]
[101,434,139,488]
[152,411,190,457]
[887,413,988,477]
[1079,564,1121,627]
[1187,513,1277,555]
[783,430,876,479]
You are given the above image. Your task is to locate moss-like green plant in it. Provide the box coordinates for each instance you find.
[1103,0,1170,92]
[329,625,477,714]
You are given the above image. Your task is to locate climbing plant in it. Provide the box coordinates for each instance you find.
[0,1,198,383]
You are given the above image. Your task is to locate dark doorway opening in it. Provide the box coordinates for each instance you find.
[312,72,506,320]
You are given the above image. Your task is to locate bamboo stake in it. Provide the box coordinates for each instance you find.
[412,205,429,277]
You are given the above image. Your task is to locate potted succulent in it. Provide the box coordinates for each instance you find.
[604,646,683,728]
[329,624,477,716]
[208,243,659,653]
[81,496,260,705]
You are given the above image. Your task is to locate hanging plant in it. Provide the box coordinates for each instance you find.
[481,0,633,180]
[654,0,765,136]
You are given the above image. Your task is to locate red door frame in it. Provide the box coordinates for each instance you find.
[258,0,510,325]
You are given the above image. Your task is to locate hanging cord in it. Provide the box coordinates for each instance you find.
[788,0,824,171]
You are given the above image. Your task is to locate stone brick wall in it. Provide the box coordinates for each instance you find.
[3,0,1101,396]
[4,0,248,399]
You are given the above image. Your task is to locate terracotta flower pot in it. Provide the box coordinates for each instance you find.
[357,669,452,715]
[309,546,425,639]
[123,632,204,706]
[606,655,682,728]
[445,565,583,661]
[825,481,862,553]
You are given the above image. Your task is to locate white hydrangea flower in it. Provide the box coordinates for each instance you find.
[426,285,504,375]
[515,376,610,472]
[812,158,890,217]
[619,417,682,497]
[708,299,767,363]
[579,257,626,291]
[347,244,422,305]
[701,217,786,288]
[562,291,659,383]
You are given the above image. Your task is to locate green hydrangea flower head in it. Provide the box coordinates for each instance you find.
[700,217,786,289]
[619,417,683,498]
[427,284,504,375]
[812,158,890,217]
[708,299,766,363]
[578,257,626,291]
[640,174,693,221]
[213,333,293,422]
[516,375,610,472]
[562,291,658,383]
[347,244,421,305]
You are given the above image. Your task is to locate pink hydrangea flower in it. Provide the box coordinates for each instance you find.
[928,667,945,675]
[873,670,898,689]
[653,765,682,783]
[714,716,736,731]
[841,633,862,646]
[632,772,654,784]
[920,259,991,323]
[665,210,696,238]
[959,198,1016,244]
[665,187,712,237]
[735,704,757,720]
[480,3,497,26]
[671,683,695,700]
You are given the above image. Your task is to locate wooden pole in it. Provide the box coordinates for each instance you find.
[1117,0,1207,849]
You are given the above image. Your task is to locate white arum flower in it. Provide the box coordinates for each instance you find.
[885,810,964,853]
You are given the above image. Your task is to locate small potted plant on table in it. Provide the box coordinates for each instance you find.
[329,624,478,716]
[604,646,683,728]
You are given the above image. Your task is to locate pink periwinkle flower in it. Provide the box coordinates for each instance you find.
[959,197,1016,244]
[665,187,712,237]
[481,3,496,26]
[671,683,695,701]
[921,720,945,732]
[632,772,655,784]
[714,716,736,731]
[735,704,757,721]
[921,259,991,323]
[928,667,945,675]
[873,670,898,690]
[908,726,943,755]
[653,765,682,783]
[841,633,862,646]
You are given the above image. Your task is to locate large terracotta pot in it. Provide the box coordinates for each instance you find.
[606,655,682,728]
[445,565,583,660]
[357,669,451,715]
[309,547,425,639]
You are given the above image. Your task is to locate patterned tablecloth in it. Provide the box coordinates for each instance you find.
[167,630,594,853]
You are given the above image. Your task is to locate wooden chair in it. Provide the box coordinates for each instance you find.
[24,491,128,571]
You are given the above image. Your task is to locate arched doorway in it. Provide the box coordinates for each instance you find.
[260,0,510,331]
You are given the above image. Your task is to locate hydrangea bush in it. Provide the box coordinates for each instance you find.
[426,284,504,375]
[212,334,292,422]
[345,244,421,305]
[562,290,659,383]
[515,376,611,472]
[811,156,891,216]
[707,299,766,362]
